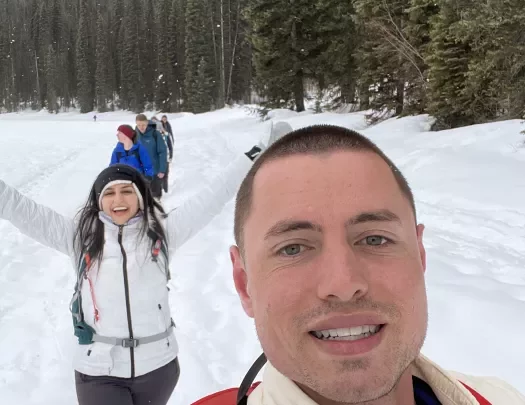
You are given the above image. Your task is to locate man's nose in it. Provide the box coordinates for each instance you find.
[316,240,369,302]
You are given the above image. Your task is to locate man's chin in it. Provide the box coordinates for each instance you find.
[296,372,396,405]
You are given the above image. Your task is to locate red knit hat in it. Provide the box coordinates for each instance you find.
[117,124,135,140]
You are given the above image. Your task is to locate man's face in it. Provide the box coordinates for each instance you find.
[231,151,427,403]
[136,120,148,133]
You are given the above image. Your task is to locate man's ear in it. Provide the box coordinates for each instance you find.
[416,224,426,273]
[230,245,254,318]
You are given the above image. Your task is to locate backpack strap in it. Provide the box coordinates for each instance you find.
[131,148,143,170]
[189,354,265,405]
[70,251,90,321]
[69,250,98,345]
[236,353,267,405]
[147,229,170,282]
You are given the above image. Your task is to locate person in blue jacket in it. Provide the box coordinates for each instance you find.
[135,114,168,200]
[110,125,154,180]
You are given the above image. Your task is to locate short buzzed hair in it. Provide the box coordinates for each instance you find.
[136,114,148,122]
[233,125,416,250]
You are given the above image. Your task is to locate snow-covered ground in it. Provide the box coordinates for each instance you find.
[0,107,524,404]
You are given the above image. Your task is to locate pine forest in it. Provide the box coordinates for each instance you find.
[1,0,525,130]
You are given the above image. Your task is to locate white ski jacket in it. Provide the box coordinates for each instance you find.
[0,154,253,379]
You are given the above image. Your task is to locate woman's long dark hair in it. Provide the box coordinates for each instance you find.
[73,173,168,267]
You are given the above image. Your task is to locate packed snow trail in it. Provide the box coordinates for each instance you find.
[0,108,524,405]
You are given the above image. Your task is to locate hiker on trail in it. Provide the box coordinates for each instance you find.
[110,124,154,180]
[0,124,287,405]
[152,115,173,163]
[151,115,164,133]
[135,114,168,200]
[193,124,525,405]
[151,116,173,194]
[161,115,175,160]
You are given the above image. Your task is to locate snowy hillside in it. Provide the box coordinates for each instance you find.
[0,108,524,404]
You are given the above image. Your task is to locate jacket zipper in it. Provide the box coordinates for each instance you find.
[118,226,136,378]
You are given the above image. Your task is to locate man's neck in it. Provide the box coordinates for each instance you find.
[300,367,416,405]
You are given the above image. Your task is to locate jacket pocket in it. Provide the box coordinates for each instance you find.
[84,342,115,374]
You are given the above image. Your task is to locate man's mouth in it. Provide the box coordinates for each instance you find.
[310,324,384,341]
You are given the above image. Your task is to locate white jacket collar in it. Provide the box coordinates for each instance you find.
[98,211,144,230]
[248,354,483,405]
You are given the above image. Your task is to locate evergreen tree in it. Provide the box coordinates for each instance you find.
[156,0,172,111]
[144,0,157,110]
[247,0,306,111]
[95,5,109,112]
[403,0,439,114]
[426,0,475,129]
[311,0,358,106]
[111,0,125,103]
[66,24,77,109]
[45,45,58,113]
[76,0,94,113]
[453,0,525,121]
[228,1,252,104]
[122,0,145,113]
[354,0,411,116]
[168,0,186,110]
[194,57,213,112]
[184,0,215,113]
[247,0,355,111]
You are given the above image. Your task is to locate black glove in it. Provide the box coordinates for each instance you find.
[245,145,263,161]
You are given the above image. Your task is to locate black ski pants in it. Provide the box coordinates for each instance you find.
[150,175,163,198]
[163,164,170,193]
[75,357,180,405]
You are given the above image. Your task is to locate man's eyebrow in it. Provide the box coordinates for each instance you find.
[346,210,401,226]
[264,220,322,240]
[263,210,400,240]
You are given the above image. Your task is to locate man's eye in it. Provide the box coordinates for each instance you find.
[279,244,305,256]
[360,236,390,246]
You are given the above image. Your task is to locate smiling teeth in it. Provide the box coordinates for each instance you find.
[113,207,128,212]
[312,325,381,341]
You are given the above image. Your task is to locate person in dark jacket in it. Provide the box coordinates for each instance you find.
[152,116,173,161]
[110,125,154,180]
[161,115,175,156]
[151,116,173,194]
[135,114,168,199]
[160,115,175,194]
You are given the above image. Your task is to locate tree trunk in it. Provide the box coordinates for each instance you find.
[294,70,305,112]
[209,4,219,107]
[396,79,404,115]
[218,0,226,108]
[226,0,241,103]
[34,50,41,109]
